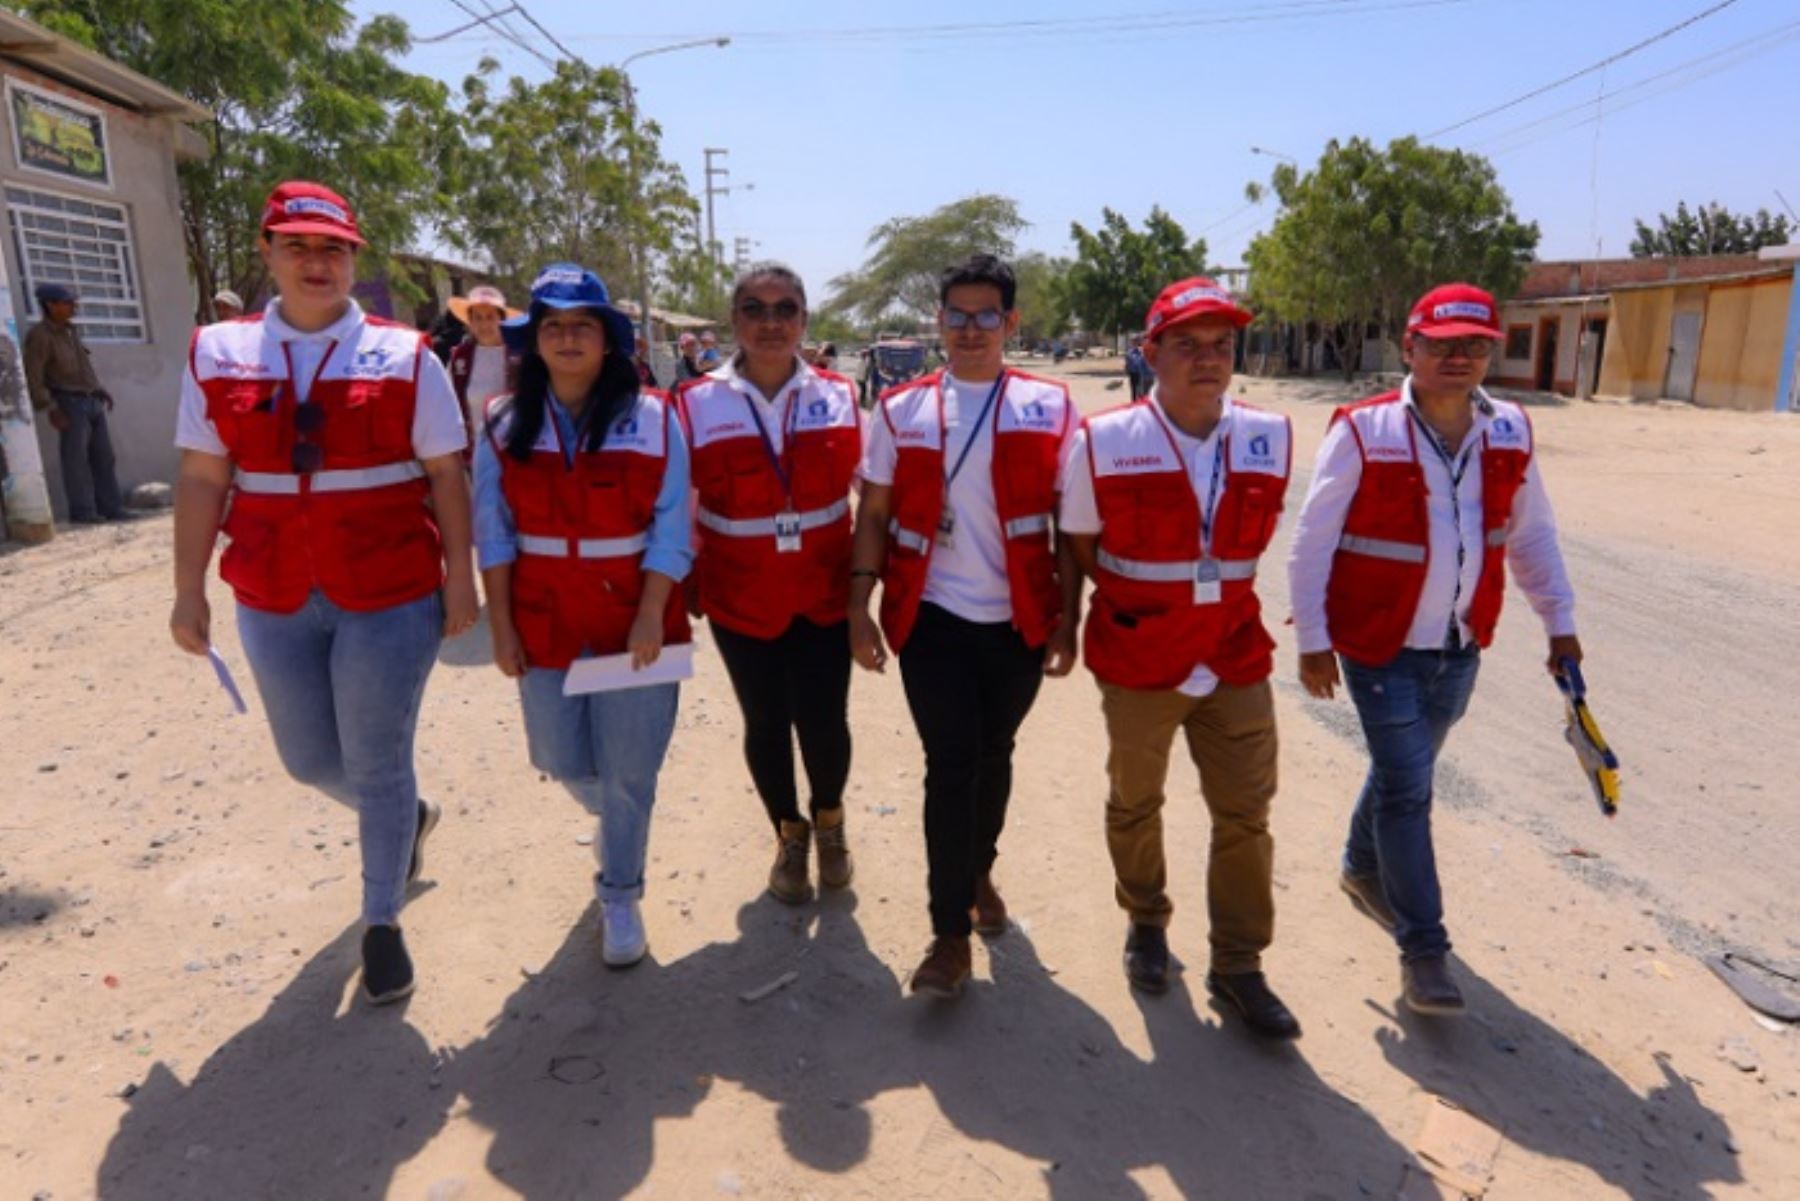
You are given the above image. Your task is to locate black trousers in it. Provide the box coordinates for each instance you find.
[898,603,1046,937]
[712,616,853,829]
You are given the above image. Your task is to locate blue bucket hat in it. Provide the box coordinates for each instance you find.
[35,282,77,304]
[501,263,635,358]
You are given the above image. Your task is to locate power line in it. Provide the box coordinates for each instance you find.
[1423,0,1741,139]
[445,0,553,67]
[509,1,581,62]
[416,5,519,45]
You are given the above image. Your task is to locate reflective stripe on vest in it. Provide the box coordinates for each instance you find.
[516,532,650,559]
[887,518,932,554]
[696,496,850,538]
[1003,512,1051,539]
[1096,548,1260,583]
[1336,533,1427,564]
[234,461,426,496]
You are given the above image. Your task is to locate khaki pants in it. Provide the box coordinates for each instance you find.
[1099,678,1278,974]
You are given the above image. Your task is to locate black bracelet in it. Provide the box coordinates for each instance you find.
[850,569,878,580]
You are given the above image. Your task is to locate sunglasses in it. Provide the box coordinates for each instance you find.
[1415,336,1495,360]
[942,307,1005,331]
[737,299,803,324]
[291,392,327,473]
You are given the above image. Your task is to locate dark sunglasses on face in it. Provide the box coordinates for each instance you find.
[942,307,1005,331]
[737,299,803,324]
[292,397,327,473]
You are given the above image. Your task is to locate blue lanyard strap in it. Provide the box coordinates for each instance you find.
[944,373,1007,490]
[1199,435,1226,555]
[742,392,795,497]
[1406,403,1476,486]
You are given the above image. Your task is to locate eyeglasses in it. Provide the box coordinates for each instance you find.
[291,393,327,473]
[1163,336,1236,361]
[736,299,803,324]
[1415,336,1495,360]
[942,307,1005,331]
[537,319,605,342]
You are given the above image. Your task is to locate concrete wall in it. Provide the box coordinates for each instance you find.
[1492,302,1590,394]
[0,63,194,516]
[1693,277,1791,411]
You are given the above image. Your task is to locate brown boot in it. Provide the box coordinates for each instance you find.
[768,818,814,904]
[971,874,1008,936]
[910,935,972,998]
[814,807,853,889]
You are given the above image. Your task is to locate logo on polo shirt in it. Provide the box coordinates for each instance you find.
[284,196,350,223]
[212,355,268,377]
[349,346,396,376]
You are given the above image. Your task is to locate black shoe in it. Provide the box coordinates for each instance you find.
[1339,870,1397,933]
[1124,924,1170,994]
[1402,955,1466,1016]
[361,925,415,1005]
[407,800,441,886]
[1206,970,1301,1039]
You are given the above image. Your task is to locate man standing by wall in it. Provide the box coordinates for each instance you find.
[1287,283,1580,1016]
[1060,278,1300,1039]
[24,283,124,523]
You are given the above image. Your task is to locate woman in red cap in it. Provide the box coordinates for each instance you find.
[169,181,478,1005]
[1287,281,1581,1017]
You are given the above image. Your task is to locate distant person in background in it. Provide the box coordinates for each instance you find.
[634,345,659,390]
[24,282,124,524]
[817,342,839,373]
[1124,336,1150,399]
[698,329,722,369]
[446,286,519,451]
[675,332,704,382]
[214,290,246,321]
[430,308,467,364]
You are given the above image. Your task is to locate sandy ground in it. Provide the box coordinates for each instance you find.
[2,363,1796,1200]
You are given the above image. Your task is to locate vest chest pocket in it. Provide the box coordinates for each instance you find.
[790,427,855,505]
[999,436,1058,512]
[215,382,285,462]
[339,380,414,456]
[726,440,783,514]
[1227,477,1283,552]
[584,459,659,529]
[1127,476,1200,550]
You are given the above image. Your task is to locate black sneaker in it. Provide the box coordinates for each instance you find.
[1206,970,1301,1040]
[407,800,441,886]
[1124,924,1170,994]
[361,925,415,1005]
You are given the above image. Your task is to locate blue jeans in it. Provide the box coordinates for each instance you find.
[1341,646,1481,962]
[53,391,122,521]
[517,670,679,903]
[237,590,443,926]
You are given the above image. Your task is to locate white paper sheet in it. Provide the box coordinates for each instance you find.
[561,642,695,696]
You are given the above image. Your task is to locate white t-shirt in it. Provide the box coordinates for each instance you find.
[465,343,509,412]
[1059,394,1233,697]
[862,372,1043,625]
[175,298,467,461]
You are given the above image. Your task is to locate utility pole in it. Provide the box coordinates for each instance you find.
[703,148,731,290]
[734,236,758,274]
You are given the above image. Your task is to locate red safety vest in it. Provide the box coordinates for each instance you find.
[1083,398,1292,690]
[191,314,443,615]
[1325,390,1533,666]
[877,369,1069,652]
[487,390,691,671]
[676,365,861,639]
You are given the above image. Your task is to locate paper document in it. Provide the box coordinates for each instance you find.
[207,646,249,714]
[562,643,695,696]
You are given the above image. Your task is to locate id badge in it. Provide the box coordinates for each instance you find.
[774,509,803,554]
[1193,558,1223,605]
[935,509,957,550]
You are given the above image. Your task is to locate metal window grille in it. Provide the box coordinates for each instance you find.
[6,183,147,343]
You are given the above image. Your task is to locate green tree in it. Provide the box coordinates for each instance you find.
[24,1,462,317]
[1012,252,1073,344]
[1245,136,1538,377]
[1063,207,1208,337]
[443,57,697,304]
[827,195,1028,325]
[1630,201,1792,257]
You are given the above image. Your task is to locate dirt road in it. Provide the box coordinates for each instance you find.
[2,365,1795,1199]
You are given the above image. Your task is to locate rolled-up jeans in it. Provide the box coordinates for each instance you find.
[1340,645,1481,963]
[236,589,443,926]
[517,669,678,903]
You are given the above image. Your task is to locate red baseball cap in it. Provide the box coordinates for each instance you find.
[1144,277,1253,340]
[1407,283,1501,340]
[260,181,365,246]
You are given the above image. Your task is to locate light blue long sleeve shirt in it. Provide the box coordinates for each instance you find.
[472,392,693,582]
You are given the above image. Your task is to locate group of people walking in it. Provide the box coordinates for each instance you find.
[168,180,1580,1034]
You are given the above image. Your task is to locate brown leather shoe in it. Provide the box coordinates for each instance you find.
[814,807,853,889]
[910,935,972,998]
[1340,870,1397,933]
[971,874,1008,935]
[768,818,814,904]
[1402,955,1466,1016]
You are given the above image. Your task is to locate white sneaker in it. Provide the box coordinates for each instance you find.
[600,899,647,968]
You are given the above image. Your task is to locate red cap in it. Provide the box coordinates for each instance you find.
[1407,283,1501,340]
[260,181,365,246]
[1143,277,1253,340]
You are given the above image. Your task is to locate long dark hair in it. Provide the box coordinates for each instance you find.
[494,308,641,461]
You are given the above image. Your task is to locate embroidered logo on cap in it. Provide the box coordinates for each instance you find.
[533,266,587,290]
[1430,301,1492,322]
[283,196,350,223]
[1172,285,1232,308]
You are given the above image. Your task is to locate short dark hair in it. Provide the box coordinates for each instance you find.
[732,261,807,310]
[938,253,1016,310]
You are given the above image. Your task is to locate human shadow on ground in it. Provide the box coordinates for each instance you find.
[449,890,911,1199]
[96,924,451,1200]
[909,929,1418,1199]
[1371,954,1740,1200]
[0,887,62,929]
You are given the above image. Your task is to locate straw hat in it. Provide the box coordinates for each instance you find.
[447,285,520,323]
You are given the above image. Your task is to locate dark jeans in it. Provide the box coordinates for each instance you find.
[1340,645,1481,962]
[898,603,1045,937]
[53,391,122,521]
[712,617,853,829]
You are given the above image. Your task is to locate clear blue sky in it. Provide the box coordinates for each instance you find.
[355,0,1800,294]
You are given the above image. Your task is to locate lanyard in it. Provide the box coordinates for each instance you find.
[942,372,1007,491]
[1147,400,1228,557]
[742,390,798,499]
[1405,401,1479,645]
[1406,403,1476,488]
[276,338,341,411]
